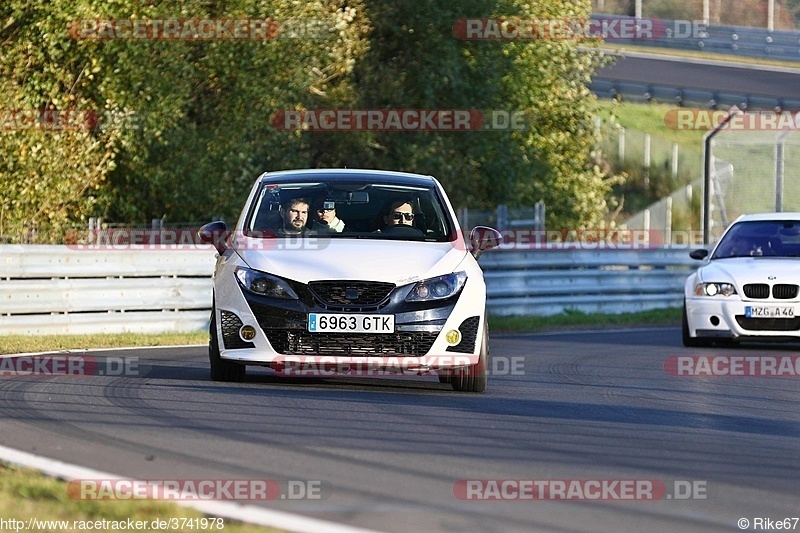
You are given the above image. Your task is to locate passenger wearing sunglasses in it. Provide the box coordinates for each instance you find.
[384,200,416,227]
[312,198,346,233]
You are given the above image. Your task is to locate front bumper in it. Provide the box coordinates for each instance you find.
[685,297,800,340]
[214,274,486,369]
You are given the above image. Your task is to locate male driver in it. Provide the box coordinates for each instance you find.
[312,198,345,233]
[278,197,311,235]
[383,199,415,227]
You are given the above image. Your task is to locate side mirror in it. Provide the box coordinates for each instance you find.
[469,226,503,259]
[689,249,709,260]
[198,221,229,254]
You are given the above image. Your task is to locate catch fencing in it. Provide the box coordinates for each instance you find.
[0,245,700,335]
[705,128,800,243]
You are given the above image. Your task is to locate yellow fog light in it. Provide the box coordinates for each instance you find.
[445,329,461,346]
[240,325,257,341]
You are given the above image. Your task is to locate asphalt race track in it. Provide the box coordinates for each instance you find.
[1,329,799,532]
[595,53,800,100]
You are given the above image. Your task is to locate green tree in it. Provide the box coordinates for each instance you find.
[0,0,368,241]
[329,0,613,228]
[1,0,614,241]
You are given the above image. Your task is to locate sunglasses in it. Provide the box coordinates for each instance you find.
[317,208,334,213]
[392,211,415,221]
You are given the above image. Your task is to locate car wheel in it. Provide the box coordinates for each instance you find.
[451,320,488,393]
[209,307,246,382]
[682,302,712,348]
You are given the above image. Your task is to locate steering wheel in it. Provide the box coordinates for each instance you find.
[383,225,425,237]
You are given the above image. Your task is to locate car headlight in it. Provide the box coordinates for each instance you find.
[405,272,467,302]
[694,282,737,297]
[235,267,298,299]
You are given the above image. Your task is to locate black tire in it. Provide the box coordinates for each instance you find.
[209,308,246,382]
[451,321,488,393]
[682,302,712,348]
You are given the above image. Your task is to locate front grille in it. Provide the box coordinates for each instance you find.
[220,310,255,349]
[735,316,800,331]
[263,329,438,356]
[447,316,480,353]
[773,284,799,299]
[308,281,395,311]
[743,284,770,299]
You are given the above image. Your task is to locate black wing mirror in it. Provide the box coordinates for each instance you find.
[689,249,709,260]
[198,221,229,254]
[469,226,503,259]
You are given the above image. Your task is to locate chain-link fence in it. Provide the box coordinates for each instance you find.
[591,0,798,30]
[600,125,704,243]
[706,129,800,242]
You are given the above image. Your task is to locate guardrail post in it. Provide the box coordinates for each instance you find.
[644,133,651,187]
[497,204,508,231]
[671,143,679,179]
[665,197,673,245]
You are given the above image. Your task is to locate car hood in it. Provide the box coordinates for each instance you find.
[233,237,469,285]
[702,257,800,285]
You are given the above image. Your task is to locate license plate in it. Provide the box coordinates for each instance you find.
[308,313,394,333]
[745,306,795,318]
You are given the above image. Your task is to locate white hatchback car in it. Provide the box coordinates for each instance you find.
[198,169,502,391]
[683,213,800,346]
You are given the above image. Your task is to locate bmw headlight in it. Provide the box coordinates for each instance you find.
[694,282,737,297]
[235,267,298,300]
[405,272,467,302]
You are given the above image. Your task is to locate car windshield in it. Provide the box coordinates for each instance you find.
[243,177,456,242]
[712,220,800,259]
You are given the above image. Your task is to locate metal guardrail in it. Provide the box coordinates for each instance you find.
[0,245,216,335]
[0,245,699,335]
[592,15,800,61]
[590,79,800,110]
[479,248,699,316]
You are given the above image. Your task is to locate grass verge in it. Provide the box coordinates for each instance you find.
[0,463,281,533]
[490,307,682,333]
[595,99,706,149]
[0,332,208,356]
